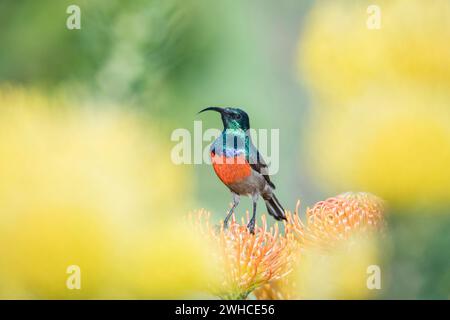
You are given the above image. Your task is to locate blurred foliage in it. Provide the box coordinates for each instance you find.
[0,0,314,215]
[383,213,450,299]
[0,0,217,117]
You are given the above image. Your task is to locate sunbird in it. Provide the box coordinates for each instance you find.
[198,107,286,233]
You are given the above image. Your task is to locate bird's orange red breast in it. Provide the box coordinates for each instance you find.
[211,151,252,185]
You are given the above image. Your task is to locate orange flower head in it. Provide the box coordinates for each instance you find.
[257,192,386,300]
[190,210,297,299]
[286,192,385,250]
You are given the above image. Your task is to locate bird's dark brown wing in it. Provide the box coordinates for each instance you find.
[248,143,276,189]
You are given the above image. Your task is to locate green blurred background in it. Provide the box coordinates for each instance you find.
[0,0,321,212]
[0,0,449,298]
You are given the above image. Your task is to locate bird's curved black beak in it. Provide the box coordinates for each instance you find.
[197,107,225,115]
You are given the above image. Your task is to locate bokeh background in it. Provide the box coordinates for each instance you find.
[0,0,448,299]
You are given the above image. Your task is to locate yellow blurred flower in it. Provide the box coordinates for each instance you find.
[300,0,450,104]
[191,210,297,300]
[0,87,211,298]
[296,235,380,299]
[114,221,216,299]
[305,93,450,207]
[299,0,450,207]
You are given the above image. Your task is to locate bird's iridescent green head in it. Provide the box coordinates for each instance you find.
[198,107,250,131]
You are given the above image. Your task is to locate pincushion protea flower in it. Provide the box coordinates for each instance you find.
[190,210,297,300]
[255,192,385,300]
[286,192,385,250]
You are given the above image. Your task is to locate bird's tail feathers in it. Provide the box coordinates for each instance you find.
[265,194,286,221]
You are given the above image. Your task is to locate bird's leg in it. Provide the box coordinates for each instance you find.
[247,193,258,234]
[224,193,240,229]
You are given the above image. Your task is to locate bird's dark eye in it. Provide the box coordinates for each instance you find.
[234,113,242,120]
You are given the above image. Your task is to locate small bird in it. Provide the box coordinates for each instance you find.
[198,107,285,233]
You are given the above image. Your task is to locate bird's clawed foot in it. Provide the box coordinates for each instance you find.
[223,214,232,230]
[247,219,256,234]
